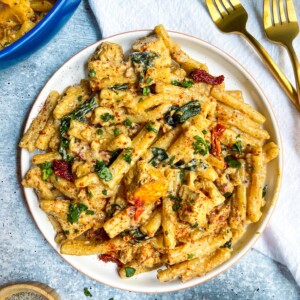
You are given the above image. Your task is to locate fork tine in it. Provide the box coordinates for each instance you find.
[264,0,273,28]
[215,0,228,17]
[228,0,241,7]
[221,0,233,13]
[286,0,298,22]
[206,0,223,22]
[272,0,279,24]
[279,0,287,23]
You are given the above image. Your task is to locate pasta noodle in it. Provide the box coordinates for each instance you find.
[19,25,279,283]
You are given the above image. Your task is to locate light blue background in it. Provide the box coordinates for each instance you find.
[1,1,299,299]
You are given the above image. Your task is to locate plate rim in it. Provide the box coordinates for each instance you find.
[19,29,283,293]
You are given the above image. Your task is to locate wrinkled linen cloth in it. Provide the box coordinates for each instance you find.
[89,0,300,285]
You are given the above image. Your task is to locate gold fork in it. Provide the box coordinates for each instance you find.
[206,0,300,112]
[264,0,300,105]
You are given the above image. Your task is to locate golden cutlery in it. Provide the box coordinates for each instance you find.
[264,0,300,105]
[206,0,300,112]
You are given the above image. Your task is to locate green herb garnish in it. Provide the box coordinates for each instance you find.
[145,123,158,133]
[102,189,108,195]
[171,80,181,86]
[89,69,96,78]
[165,100,201,126]
[181,79,194,88]
[149,147,169,167]
[113,128,120,137]
[125,267,136,277]
[122,148,133,164]
[124,119,132,127]
[41,162,53,181]
[97,128,103,136]
[67,203,88,224]
[109,83,128,91]
[232,140,243,154]
[188,253,194,259]
[86,210,95,215]
[193,136,208,156]
[141,86,151,96]
[101,113,115,122]
[220,239,232,249]
[146,78,153,84]
[94,160,112,182]
[225,156,241,168]
[224,192,233,198]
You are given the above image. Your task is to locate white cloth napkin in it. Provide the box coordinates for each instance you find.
[89,0,300,285]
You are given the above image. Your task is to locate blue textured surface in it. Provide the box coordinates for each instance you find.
[0,1,299,299]
[0,0,81,69]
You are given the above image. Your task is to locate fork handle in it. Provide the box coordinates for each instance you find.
[241,29,300,112]
[286,43,300,106]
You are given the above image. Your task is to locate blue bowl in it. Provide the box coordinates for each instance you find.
[0,0,81,69]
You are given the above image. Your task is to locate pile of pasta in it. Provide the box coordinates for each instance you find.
[0,0,56,50]
[20,25,279,283]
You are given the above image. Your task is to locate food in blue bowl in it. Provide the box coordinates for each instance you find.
[0,0,81,69]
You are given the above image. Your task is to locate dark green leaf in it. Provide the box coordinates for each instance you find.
[225,156,241,168]
[165,100,201,126]
[172,203,181,211]
[149,147,169,167]
[122,148,133,164]
[146,78,153,84]
[202,129,207,135]
[97,128,103,135]
[78,95,83,102]
[129,52,159,72]
[173,159,197,171]
[188,253,194,259]
[86,210,95,215]
[109,149,122,165]
[102,189,108,195]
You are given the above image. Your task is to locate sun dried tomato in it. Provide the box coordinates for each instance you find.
[132,197,145,222]
[99,253,123,268]
[211,124,226,157]
[191,69,224,85]
[52,160,74,182]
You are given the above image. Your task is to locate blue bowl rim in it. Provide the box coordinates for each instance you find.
[0,0,80,58]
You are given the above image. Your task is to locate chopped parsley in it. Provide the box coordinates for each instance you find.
[202,129,208,135]
[101,113,115,122]
[97,128,103,135]
[113,128,120,137]
[67,203,88,224]
[125,266,136,277]
[124,119,132,127]
[171,80,181,86]
[165,230,169,236]
[141,86,151,96]
[188,253,194,259]
[232,140,243,154]
[145,77,153,84]
[94,160,112,182]
[191,222,198,228]
[145,123,158,133]
[225,156,241,168]
[109,83,128,91]
[87,189,93,197]
[89,69,96,78]
[181,78,194,88]
[172,203,181,212]
[78,95,83,102]
[41,162,53,181]
[64,230,69,235]
[122,148,133,164]
[102,189,108,196]
[193,136,208,155]
[84,287,92,297]
[86,210,95,215]
[74,229,79,233]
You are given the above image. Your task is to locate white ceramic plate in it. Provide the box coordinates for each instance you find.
[20,30,282,293]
